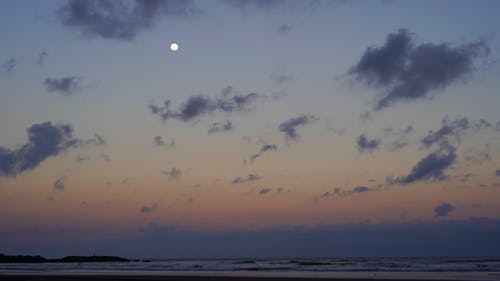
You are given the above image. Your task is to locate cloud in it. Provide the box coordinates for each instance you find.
[269,73,295,84]
[208,121,233,134]
[221,0,283,9]
[57,0,200,40]
[44,77,82,96]
[464,144,491,165]
[37,51,48,65]
[162,167,182,180]
[154,136,175,147]
[350,29,489,110]
[259,187,271,195]
[3,58,16,72]
[0,122,98,177]
[83,134,107,146]
[422,117,491,149]
[434,202,455,217]
[53,177,66,192]
[140,204,157,213]
[278,114,318,140]
[384,125,413,151]
[220,0,328,11]
[249,144,278,163]
[278,24,292,34]
[391,145,456,184]
[232,174,261,184]
[315,186,375,203]
[326,186,373,198]
[356,134,380,153]
[149,87,263,123]
[496,170,500,176]
[17,219,500,258]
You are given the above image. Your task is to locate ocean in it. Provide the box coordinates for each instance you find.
[1,257,499,272]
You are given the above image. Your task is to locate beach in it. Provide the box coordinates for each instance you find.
[1,270,500,281]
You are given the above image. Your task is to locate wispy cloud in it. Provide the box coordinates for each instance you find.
[44,76,83,96]
[278,114,318,140]
[162,167,182,180]
[149,87,264,123]
[421,117,491,148]
[208,121,233,134]
[3,58,17,72]
[249,144,278,163]
[232,174,260,184]
[154,136,175,147]
[140,203,157,214]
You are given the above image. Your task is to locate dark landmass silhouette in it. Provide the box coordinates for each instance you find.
[0,253,129,263]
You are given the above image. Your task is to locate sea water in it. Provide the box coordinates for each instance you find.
[1,257,499,272]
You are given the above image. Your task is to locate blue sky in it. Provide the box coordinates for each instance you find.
[1,0,500,258]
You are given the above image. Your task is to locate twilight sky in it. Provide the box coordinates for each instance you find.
[1,0,500,258]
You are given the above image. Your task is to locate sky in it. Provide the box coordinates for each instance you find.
[1,0,500,258]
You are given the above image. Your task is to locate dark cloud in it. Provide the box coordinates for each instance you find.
[3,58,16,72]
[434,202,455,217]
[53,177,66,192]
[392,145,456,184]
[57,0,200,40]
[0,122,97,177]
[356,134,380,153]
[44,76,82,96]
[18,219,500,258]
[232,174,260,184]
[140,204,157,213]
[350,29,489,110]
[208,121,233,134]
[422,117,490,149]
[496,170,500,176]
[37,51,48,65]
[249,144,278,163]
[154,136,175,147]
[259,187,271,195]
[162,167,182,180]
[149,87,263,123]
[278,114,318,140]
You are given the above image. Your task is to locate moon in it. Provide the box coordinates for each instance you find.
[170,43,179,52]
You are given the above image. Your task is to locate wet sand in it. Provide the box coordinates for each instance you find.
[1,270,500,281]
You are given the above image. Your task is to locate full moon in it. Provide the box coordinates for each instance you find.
[170,43,179,52]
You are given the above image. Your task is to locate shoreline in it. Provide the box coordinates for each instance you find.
[1,270,500,281]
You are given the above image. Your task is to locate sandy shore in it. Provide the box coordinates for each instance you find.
[1,270,500,281]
